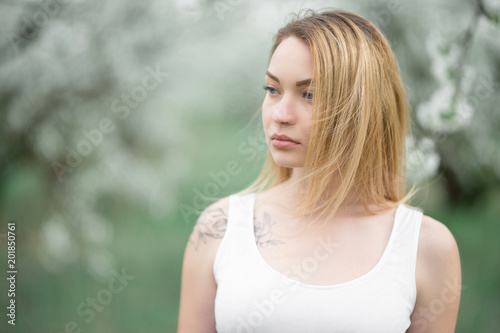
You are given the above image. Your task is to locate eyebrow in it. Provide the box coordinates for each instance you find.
[266,70,312,87]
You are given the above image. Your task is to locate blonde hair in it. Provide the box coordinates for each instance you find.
[245,8,413,226]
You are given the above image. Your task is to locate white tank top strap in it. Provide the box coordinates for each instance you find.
[213,193,256,284]
[380,203,423,301]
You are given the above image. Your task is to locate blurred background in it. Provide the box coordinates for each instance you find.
[0,0,499,332]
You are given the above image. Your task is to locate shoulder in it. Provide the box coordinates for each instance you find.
[417,215,461,272]
[178,196,232,331]
[409,214,462,331]
[187,196,231,252]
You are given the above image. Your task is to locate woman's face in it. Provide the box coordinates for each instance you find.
[262,36,313,169]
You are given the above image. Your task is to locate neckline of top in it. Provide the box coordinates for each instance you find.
[243,192,404,290]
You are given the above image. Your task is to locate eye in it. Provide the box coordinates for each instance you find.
[263,85,278,95]
[304,91,313,101]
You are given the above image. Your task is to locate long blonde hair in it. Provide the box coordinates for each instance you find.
[246,8,413,225]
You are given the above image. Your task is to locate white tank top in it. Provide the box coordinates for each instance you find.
[213,193,423,333]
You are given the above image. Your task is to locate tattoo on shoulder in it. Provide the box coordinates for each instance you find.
[189,207,228,251]
[254,211,285,248]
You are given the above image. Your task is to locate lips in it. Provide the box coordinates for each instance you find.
[270,134,300,144]
[270,133,300,149]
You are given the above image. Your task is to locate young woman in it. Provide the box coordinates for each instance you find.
[178,8,461,333]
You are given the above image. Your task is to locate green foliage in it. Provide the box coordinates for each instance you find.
[0,0,499,331]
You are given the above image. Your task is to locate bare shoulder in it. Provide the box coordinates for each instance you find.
[417,215,461,270]
[187,196,230,252]
[408,214,462,332]
[178,196,231,332]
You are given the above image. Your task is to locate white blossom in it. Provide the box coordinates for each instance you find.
[417,84,474,133]
[407,137,441,183]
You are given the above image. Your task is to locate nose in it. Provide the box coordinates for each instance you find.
[272,94,297,126]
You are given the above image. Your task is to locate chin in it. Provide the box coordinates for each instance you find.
[270,152,305,169]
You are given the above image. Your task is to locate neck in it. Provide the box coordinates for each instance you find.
[281,167,303,194]
[276,167,368,214]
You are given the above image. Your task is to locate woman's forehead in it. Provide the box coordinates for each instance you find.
[267,37,312,83]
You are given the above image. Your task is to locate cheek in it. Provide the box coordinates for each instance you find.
[300,112,313,132]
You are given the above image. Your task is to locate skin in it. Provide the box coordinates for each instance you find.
[177,36,461,333]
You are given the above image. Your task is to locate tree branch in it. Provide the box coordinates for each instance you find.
[477,0,495,21]
[452,1,481,104]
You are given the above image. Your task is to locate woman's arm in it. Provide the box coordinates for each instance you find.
[407,216,462,333]
[177,198,229,333]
